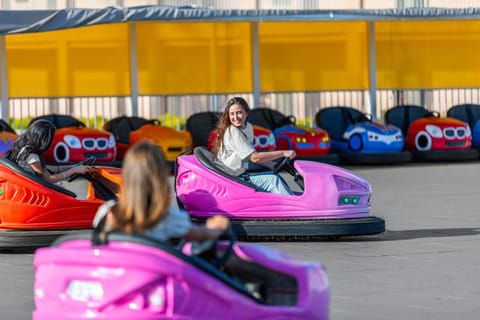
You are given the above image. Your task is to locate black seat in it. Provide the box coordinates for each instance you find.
[385,105,432,137]
[315,106,369,141]
[0,119,16,134]
[186,112,221,147]
[192,147,257,190]
[30,114,85,129]
[447,104,480,131]
[248,108,291,131]
[104,116,150,145]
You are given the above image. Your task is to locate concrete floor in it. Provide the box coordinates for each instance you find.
[2,161,480,319]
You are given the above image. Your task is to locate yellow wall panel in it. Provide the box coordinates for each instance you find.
[376,20,480,89]
[6,24,130,97]
[259,21,369,91]
[136,21,252,95]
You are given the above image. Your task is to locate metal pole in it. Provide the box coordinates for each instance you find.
[129,22,139,116]
[251,22,261,108]
[367,21,377,120]
[0,36,8,120]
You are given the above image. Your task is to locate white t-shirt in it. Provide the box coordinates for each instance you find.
[17,153,41,175]
[93,200,193,242]
[216,123,255,170]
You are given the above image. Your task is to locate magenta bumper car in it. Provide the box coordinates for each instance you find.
[175,147,385,240]
[33,231,329,319]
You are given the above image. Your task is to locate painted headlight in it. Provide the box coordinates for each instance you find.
[269,133,275,145]
[425,125,442,138]
[67,280,104,302]
[108,135,116,147]
[63,135,82,149]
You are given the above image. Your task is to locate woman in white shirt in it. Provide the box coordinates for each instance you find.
[212,97,296,195]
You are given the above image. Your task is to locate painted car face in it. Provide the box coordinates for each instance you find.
[208,125,276,152]
[248,108,330,156]
[122,124,192,162]
[104,117,192,162]
[30,115,116,164]
[341,122,404,153]
[405,117,471,151]
[273,125,330,157]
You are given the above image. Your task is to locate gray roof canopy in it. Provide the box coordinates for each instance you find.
[2,5,480,35]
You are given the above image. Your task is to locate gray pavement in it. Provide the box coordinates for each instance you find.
[1,161,480,319]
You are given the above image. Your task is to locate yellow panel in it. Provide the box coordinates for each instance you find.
[136,21,252,95]
[6,24,130,97]
[376,20,480,89]
[259,21,369,91]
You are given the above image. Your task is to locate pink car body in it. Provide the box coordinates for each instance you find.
[175,148,385,238]
[33,233,329,319]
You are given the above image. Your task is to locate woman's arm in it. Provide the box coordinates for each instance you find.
[248,149,296,164]
[29,161,94,184]
[183,215,229,241]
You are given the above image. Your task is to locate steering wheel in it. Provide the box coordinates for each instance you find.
[272,157,290,175]
[189,225,236,269]
[67,156,96,182]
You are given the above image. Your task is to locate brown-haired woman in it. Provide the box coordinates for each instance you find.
[93,140,229,241]
[213,97,296,195]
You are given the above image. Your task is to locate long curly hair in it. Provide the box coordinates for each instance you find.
[212,97,250,158]
[111,141,171,235]
[6,119,56,164]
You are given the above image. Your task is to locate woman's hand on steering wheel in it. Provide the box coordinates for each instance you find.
[272,150,296,174]
[189,221,236,269]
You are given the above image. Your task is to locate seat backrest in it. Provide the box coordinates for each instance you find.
[385,105,431,136]
[186,112,221,147]
[30,114,85,129]
[0,157,77,197]
[248,108,288,131]
[192,147,256,190]
[127,116,150,131]
[0,119,16,134]
[447,104,480,130]
[315,106,349,140]
[104,116,132,144]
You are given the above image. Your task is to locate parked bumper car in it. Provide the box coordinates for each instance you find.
[248,107,337,164]
[315,106,411,164]
[385,105,478,161]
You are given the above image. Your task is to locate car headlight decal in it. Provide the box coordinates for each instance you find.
[425,124,442,138]
[108,135,116,147]
[63,135,82,149]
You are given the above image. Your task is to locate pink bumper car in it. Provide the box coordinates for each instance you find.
[33,230,329,319]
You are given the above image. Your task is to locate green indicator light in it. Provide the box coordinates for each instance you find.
[352,197,359,205]
[342,197,350,204]
[0,189,2,196]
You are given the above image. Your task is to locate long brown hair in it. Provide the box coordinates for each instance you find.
[111,141,171,235]
[212,97,250,157]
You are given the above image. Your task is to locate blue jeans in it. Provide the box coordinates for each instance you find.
[247,172,293,195]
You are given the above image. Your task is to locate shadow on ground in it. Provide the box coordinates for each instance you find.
[336,227,480,242]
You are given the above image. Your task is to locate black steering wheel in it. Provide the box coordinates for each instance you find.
[189,225,236,269]
[67,156,96,182]
[272,157,290,175]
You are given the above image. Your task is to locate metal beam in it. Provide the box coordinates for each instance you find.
[0,36,8,120]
